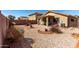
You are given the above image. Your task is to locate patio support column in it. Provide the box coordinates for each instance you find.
[46,17,49,26]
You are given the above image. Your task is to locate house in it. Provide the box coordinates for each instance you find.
[38,11,78,28]
[28,12,43,24]
[28,11,79,31]
[10,12,43,25]
[18,16,28,20]
[28,11,79,28]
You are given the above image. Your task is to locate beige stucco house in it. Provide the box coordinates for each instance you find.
[28,11,79,28]
[39,11,78,27]
[28,12,42,23]
[18,16,28,20]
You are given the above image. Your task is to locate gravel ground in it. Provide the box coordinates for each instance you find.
[15,25,79,48]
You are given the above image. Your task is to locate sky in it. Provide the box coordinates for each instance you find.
[1,10,79,19]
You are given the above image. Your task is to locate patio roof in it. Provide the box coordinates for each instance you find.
[45,11,69,17]
[40,11,79,19]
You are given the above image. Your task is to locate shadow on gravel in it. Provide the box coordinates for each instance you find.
[21,38,34,48]
[3,37,34,48]
[3,24,34,48]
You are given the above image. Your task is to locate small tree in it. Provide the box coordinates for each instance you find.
[8,15,16,20]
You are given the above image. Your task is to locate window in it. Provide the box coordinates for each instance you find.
[71,19,74,22]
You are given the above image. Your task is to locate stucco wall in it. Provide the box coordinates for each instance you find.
[68,16,78,27]
[0,14,9,47]
[45,13,68,27]
[28,15,36,20]
[78,18,79,28]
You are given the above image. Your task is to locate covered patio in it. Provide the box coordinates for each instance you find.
[39,15,59,27]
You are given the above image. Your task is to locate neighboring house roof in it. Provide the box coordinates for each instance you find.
[29,12,43,16]
[18,16,28,21]
[19,16,28,18]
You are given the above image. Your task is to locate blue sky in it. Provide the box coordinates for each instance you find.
[1,10,79,18]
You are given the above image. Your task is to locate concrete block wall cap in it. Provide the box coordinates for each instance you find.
[0,10,1,14]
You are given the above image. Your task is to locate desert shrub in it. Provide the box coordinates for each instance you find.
[50,24,62,33]
[50,27,62,33]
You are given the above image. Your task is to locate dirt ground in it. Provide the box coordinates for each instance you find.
[14,24,79,48]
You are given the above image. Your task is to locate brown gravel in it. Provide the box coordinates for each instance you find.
[14,25,79,48]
